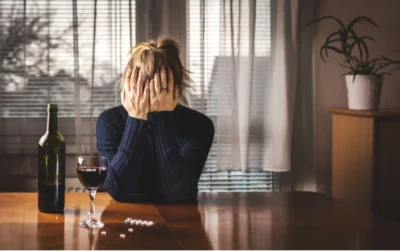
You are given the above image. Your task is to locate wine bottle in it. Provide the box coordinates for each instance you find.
[38,104,66,213]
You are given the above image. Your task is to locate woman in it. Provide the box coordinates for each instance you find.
[96,38,214,203]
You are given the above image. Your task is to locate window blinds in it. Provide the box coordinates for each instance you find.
[0,0,135,118]
[0,0,277,191]
[188,0,278,191]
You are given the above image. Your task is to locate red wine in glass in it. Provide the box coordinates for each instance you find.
[77,156,107,229]
[77,167,107,189]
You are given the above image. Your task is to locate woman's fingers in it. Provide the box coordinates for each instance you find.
[167,68,174,94]
[149,79,155,99]
[160,65,167,90]
[120,89,126,103]
[131,66,138,91]
[154,68,161,94]
[143,80,150,104]
[136,69,145,97]
[124,68,132,93]
[174,85,179,101]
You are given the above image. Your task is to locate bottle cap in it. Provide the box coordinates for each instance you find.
[47,104,58,113]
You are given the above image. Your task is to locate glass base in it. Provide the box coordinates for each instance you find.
[79,218,104,229]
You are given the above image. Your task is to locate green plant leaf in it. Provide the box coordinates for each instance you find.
[346,16,378,35]
[348,30,373,61]
[347,36,373,62]
[365,59,378,73]
[319,47,327,62]
[305,16,346,32]
[339,63,352,69]
[322,45,344,55]
[323,31,341,47]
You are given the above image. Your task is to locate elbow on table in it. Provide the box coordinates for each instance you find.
[103,184,134,203]
[109,192,132,203]
[162,190,190,204]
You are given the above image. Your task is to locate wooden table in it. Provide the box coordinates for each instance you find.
[1,192,400,250]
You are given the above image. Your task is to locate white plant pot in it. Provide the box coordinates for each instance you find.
[345,75,383,110]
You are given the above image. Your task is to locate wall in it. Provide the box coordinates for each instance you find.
[313,0,400,194]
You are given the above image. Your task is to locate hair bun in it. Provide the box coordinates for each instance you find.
[157,38,180,57]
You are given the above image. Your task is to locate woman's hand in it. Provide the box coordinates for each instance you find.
[121,66,150,120]
[149,65,179,112]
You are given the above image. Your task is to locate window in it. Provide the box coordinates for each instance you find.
[188,0,278,191]
[0,0,135,179]
[0,0,277,192]
[0,0,135,118]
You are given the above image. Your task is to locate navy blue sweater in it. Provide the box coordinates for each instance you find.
[96,105,214,203]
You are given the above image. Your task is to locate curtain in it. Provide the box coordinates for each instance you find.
[192,0,300,172]
[190,0,316,190]
[194,0,316,188]
[265,0,299,172]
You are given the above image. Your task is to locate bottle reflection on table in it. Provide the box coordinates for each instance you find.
[36,212,65,250]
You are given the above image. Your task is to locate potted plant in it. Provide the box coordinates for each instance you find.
[306,16,400,110]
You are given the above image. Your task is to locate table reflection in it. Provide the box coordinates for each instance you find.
[94,200,182,250]
[194,192,397,250]
[2,192,400,250]
[196,192,272,250]
[36,212,65,249]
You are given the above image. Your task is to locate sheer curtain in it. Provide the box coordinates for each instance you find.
[189,0,316,189]
[189,0,303,172]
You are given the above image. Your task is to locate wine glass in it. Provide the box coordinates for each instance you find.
[77,156,107,229]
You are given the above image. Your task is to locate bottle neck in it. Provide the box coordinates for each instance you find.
[47,112,58,133]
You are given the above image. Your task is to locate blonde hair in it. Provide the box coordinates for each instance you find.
[121,37,192,106]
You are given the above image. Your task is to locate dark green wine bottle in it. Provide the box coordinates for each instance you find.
[38,104,66,213]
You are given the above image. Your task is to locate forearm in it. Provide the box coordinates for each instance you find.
[97,116,148,202]
[148,112,203,203]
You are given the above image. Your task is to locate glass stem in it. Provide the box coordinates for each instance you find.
[88,189,97,221]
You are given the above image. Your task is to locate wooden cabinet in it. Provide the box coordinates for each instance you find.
[329,108,400,221]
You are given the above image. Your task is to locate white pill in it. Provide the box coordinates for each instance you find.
[101,231,106,235]
[141,221,147,226]
[124,218,132,224]
[128,228,134,233]
[120,234,125,239]
[130,220,135,225]
[148,221,154,226]
[136,220,142,225]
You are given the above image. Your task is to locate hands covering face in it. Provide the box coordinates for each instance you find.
[121,65,179,120]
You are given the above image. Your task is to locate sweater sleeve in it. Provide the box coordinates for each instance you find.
[96,112,148,202]
[147,111,214,203]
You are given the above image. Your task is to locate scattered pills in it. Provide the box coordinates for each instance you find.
[101,231,106,235]
[123,217,155,227]
[128,228,134,233]
[120,234,125,239]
